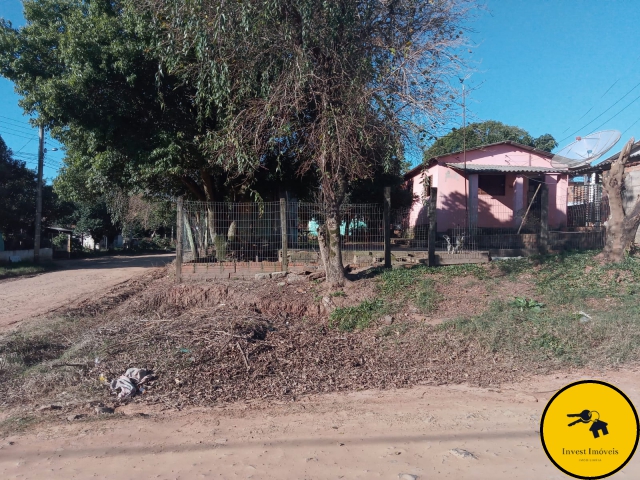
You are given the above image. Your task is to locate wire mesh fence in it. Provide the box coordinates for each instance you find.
[179,200,389,277]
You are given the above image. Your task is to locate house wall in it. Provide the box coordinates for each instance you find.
[622,168,640,243]
[405,145,569,232]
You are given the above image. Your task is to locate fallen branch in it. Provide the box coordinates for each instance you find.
[236,342,250,371]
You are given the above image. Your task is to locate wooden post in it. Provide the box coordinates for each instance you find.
[539,182,549,253]
[176,197,183,283]
[67,233,71,259]
[280,198,288,273]
[428,187,437,266]
[384,187,391,268]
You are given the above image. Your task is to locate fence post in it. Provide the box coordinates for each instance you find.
[384,187,391,268]
[176,196,183,283]
[428,187,437,266]
[280,198,288,273]
[539,183,549,253]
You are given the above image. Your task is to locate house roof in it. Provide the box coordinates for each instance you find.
[570,140,640,174]
[404,141,556,180]
[445,164,568,174]
[46,226,73,233]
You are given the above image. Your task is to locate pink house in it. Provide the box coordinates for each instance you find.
[404,141,570,233]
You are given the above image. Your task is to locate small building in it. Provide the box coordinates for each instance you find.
[404,141,570,234]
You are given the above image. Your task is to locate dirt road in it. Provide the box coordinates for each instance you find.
[0,254,174,330]
[2,369,639,479]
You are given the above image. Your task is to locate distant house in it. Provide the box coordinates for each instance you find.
[404,141,570,233]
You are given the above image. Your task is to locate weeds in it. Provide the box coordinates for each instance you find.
[0,261,58,280]
[511,297,544,312]
[329,299,385,331]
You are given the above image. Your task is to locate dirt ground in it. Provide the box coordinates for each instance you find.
[2,368,640,479]
[0,254,174,330]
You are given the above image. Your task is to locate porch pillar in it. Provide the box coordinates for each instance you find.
[514,176,524,228]
[467,174,478,229]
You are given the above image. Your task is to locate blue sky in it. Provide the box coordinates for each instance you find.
[1,0,640,176]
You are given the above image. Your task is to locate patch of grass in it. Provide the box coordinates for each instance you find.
[0,415,39,438]
[415,278,442,313]
[490,257,532,278]
[511,296,544,312]
[329,299,385,331]
[330,290,346,298]
[378,266,429,297]
[534,252,640,306]
[0,261,58,280]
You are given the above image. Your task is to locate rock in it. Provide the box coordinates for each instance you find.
[382,315,394,325]
[95,406,115,415]
[271,271,287,280]
[67,414,87,421]
[287,273,308,284]
[322,296,332,305]
[277,281,286,287]
[399,474,418,480]
[449,448,477,460]
[577,311,592,323]
[214,438,228,445]
[337,442,345,446]
[309,271,326,281]
[7,441,15,446]
[255,273,271,280]
[37,404,62,412]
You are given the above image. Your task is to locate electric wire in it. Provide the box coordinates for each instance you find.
[559,79,640,143]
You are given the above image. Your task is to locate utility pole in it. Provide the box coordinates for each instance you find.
[34,124,44,263]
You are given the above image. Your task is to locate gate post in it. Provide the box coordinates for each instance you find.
[539,183,549,253]
[384,187,391,268]
[428,187,437,266]
[280,198,288,273]
[176,196,183,283]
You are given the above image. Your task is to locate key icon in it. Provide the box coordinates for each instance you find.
[567,409,592,426]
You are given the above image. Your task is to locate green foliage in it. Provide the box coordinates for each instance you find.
[0,261,57,280]
[415,278,442,313]
[424,121,558,160]
[330,291,346,298]
[511,297,545,312]
[329,299,385,331]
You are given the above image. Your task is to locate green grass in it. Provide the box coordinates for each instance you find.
[437,252,640,367]
[329,299,385,331]
[0,261,58,280]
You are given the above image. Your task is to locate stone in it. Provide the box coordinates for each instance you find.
[449,448,477,460]
[309,271,326,281]
[67,414,87,421]
[399,474,418,480]
[277,282,286,287]
[287,273,308,284]
[255,273,271,280]
[95,406,115,415]
[214,438,228,445]
[37,404,62,412]
[382,315,394,325]
[271,271,287,280]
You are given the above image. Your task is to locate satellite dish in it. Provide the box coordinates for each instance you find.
[551,130,621,168]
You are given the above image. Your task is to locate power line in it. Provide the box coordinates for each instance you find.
[0,114,38,128]
[586,93,640,135]
[621,115,640,137]
[560,78,620,134]
[0,120,37,134]
[559,79,640,143]
[0,130,36,141]
[0,124,39,137]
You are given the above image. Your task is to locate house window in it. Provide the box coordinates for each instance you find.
[478,174,506,196]
[421,175,432,203]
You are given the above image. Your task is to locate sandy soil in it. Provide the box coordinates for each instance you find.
[2,368,640,479]
[0,254,174,330]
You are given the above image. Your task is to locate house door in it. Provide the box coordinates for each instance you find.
[523,177,543,232]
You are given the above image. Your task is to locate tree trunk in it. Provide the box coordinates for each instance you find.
[599,137,640,262]
[318,208,346,287]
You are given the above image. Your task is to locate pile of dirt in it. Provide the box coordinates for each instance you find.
[0,269,535,409]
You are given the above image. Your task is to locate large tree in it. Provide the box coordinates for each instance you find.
[145,0,472,285]
[424,120,558,160]
[598,138,640,263]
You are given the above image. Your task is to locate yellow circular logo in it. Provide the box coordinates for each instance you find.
[540,380,639,479]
